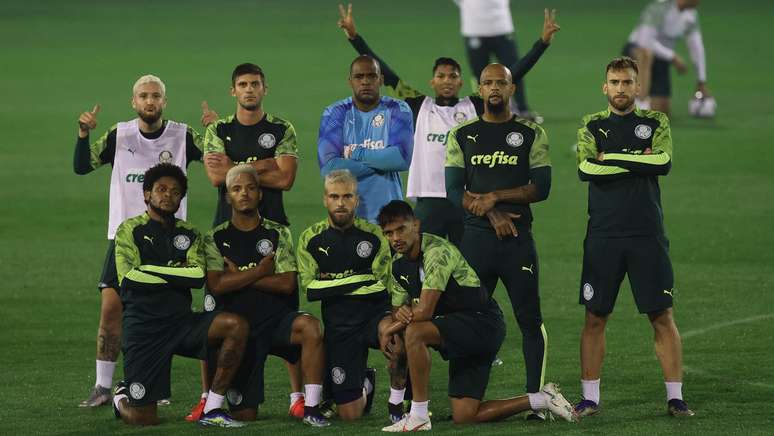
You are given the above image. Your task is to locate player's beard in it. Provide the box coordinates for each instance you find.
[149,201,178,226]
[608,94,635,112]
[239,100,259,111]
[328,208,355,228]
[485,96,506,114]
[138,108,162,125]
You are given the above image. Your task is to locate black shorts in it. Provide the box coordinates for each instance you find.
[432,304,505,400]
[415,197,464,246]
[122,311,217,406]
[97,240,118,291]
[461,227,542,330]
[580,235,674,316]
[622,42,671,97]
[226,311,304,410]
[321,293,391,404]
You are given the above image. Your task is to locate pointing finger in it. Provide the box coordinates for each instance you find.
[338,3,346,18]
[92,104,101,114]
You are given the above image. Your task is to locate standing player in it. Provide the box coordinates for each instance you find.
[198,63,303,419]
[112,163,247,427]
[201,164,330,427]
[574,56,693,418]
[317,55,414,223]
[297,170,394,421]
[336,4,559,244]
[376,201,575,431]
[73,75,209,407]
[445,64,552,418]
[624,0,711,114]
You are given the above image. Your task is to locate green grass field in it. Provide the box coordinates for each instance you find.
[1,0,773,434]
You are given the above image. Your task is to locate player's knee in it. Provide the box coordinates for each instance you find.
[404,323,426,348]
[451,409,476,424]
[584,310,608,331]
[648,309,675,329]
[297,314,322,341]
[230,408,257,421]
[336,396,364,421]
[219,313,249,339]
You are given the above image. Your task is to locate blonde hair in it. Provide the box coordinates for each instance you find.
[132,74,166,96]
[226,164,260,190]
[324,169,357,190]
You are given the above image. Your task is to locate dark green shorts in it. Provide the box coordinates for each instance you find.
[580,235,674,315]
[123,311,217,406]
[97,240,118,291]
[227,311,306,410]
[432,303,505,400]
[414,197,464,246]
[321,293,391,404]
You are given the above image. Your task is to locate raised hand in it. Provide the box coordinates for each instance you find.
[541,9,561,44]
[200,101,218,127]
[78,104,101,137]
[337,3,357,39]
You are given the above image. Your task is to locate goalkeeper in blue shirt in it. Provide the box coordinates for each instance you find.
[317,55,414,223]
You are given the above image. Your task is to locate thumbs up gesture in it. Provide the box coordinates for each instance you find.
[78,104,100,137]
[200,101,219,127]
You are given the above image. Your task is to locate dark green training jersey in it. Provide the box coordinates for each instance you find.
[204,114,299,226]
[115,213,206,333]
[446,115,551,231]
[389,233,492,316]
[204,218,298,329]
[297,218,391,302]
[577,108,673,237]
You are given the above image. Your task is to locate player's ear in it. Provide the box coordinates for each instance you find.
[143,190,151,204]
[257,188,263,202]
[602,82,608,95]
[230,86,236,98]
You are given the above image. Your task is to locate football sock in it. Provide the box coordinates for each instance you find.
[411,401,429,420]
[389,387,406,405]
[290,391,304,406]
[96,360,116,389]
[665,382,683,401]
[582,379,600,404]
[203,391,224,414]
[304,384,322,408]
[528,392,547,410]
[200,392,208,400]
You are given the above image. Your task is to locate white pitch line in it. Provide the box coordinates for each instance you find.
[682,313,774,389]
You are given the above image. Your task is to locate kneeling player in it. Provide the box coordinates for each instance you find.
[202,164,329,427]
[376,201,576,431]
[112,163,247,427]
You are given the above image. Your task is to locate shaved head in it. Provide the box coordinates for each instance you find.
[480,63,513,84]
[478,63,515,117]
[350,55,381,76]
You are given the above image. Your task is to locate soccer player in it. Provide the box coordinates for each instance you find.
[199,164,329,427]
[376,201,575,431]
[445,63,552,419]
[111,163,247,427]
[574,56,694,418]
[317,55,414,223]
[455,0,540,120]
[198,63,303,419]
[297,170,395,421]
[73,75,209,407]
[336,4,559,244]
[624,0,711,114]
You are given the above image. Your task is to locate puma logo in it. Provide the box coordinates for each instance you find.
[467,134,478,143]
[222,242,231,248]
[599,128,611,138]
[225,136,231,142]
[318,246,330,256]
[127,148,136,155]
[143,235,154,244]
[521,264,534,274]
[663,289,674,297]
[399,275,410,284]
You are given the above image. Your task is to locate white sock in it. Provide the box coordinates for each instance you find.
[364,376,374,395]
[665,382,683,401]
[200,392,208,399]
[289,391,304,406]
[528,392,547,410]
[304,385,322,408]
[203,390,224,414]
[113,393,127,411]
[389,387,406,405]
[411,401,429,420]
[582,379,600,404]
[96,360,116,389]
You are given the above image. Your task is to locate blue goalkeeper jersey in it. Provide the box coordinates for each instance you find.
[318,96,414,222]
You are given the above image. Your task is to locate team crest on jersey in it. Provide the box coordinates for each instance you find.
[129,382,146,400]
[506,132,524,148]
[583,283,594,301]
[371,113,385,128]
[256,239,274,256]
[226,389,243,406]
[331,367,346,385]
[158,150,173,163]
[173,234,191,250]
[356,241,373,258]
[634,124,652,139]
[204,294,216,312]
[453,111,468,123]
[258,133,276,149]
